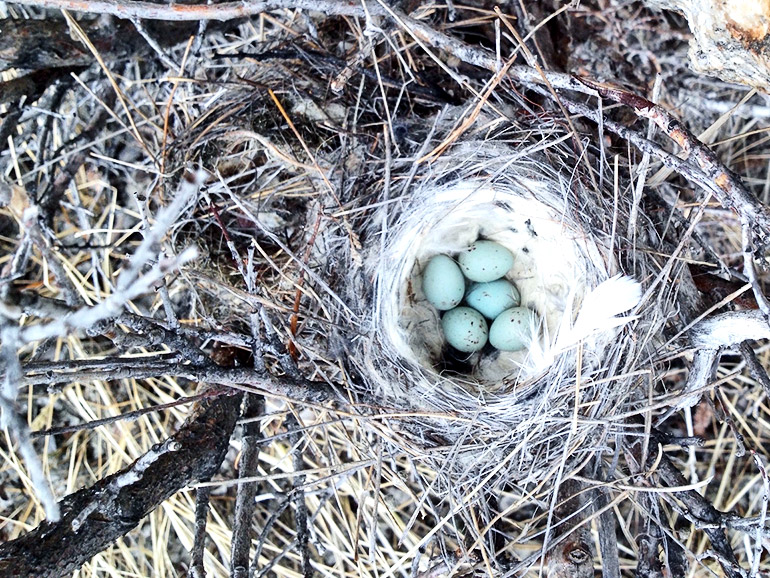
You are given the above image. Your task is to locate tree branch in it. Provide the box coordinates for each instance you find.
[0,389,243,578]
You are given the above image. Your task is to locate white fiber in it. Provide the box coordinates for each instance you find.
[375,176,627,389]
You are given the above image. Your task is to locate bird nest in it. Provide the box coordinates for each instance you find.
[331,111,670,506]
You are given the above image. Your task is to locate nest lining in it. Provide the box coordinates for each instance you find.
[370,136,634,388]
[381,179,610,386]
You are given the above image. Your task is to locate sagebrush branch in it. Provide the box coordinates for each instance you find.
[0,390,243,578]
[0,170,203,523]
[654,448,746,578]
[575,77,770,237]
[6,0,382,20]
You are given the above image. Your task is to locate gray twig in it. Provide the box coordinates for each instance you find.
[0,391,243,577]
[230,394,265,578]
[287,413,313,578]
[749,452,769,577]
[188,486,212,578]
[131,18,180,69]
[654,449,746,578]
[0,325,61,521]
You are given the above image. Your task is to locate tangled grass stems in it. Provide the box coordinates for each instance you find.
[2,2,770,577]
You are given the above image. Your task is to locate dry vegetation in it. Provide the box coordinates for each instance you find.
[2,1,770,577]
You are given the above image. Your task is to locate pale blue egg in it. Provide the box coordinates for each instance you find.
[441,307,488,353]
[489,307,536,351]
[457,240,514,282]
[422,255,465,310]
[465,279,521,319]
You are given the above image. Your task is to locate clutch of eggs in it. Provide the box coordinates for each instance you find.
[422,240,538,354]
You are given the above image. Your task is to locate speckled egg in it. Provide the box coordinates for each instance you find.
[457,240,514,282]
[441,307,488,353]
[465,279,521,319]
[489,307,536,351]
[422,255,465,310]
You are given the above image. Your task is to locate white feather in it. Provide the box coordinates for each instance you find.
[558,275,642,348]
[526,275,642,374]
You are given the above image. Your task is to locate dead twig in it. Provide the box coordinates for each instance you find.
[592,481,621,578]
[6,0,383,21]
[0,390,243,578]
[749,452,769,577]
[652,445,746,578]
[287,413,313,578]
[188,486,213,578]
[229,394,265,578]
[30,388,226,439]
[739,342,770,401]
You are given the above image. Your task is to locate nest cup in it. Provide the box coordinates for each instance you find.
[375,140,617,392]
[383,180,612,387]
[359,133,651,485]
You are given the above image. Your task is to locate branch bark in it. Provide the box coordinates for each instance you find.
[545,477,595,578]
[229,394,264,578]
[0,389,243,578]
[653,451,746,578]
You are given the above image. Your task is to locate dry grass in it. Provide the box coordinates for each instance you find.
[3,1,770,577]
